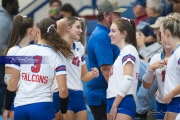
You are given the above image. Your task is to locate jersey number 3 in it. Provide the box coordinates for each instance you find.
[31,56,42,73]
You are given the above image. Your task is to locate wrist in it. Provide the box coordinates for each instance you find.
[168,91,174,98]
[112,104,118,108]
[148,65,154,71]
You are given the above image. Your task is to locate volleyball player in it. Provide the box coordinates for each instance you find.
[3,18,73,120]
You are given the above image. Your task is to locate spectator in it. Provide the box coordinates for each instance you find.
[173,0,180,13]
[137,0,164,46]
[49,0,63,21]
[137,18,165,61]
[0,0,19,115]
[60,3,78,17]
[131,0,148,26]
[136,16,166,120]
[86,0,127,120]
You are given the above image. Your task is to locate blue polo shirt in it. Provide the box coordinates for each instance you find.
[86,23,120,106]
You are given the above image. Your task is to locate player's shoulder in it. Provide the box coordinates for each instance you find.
[152,53,162,60]
[175,46,180,56]
[124,44,136,51]
[18,45,33,52]
[74,41,84,48]
[7,45,21,56]
[122,44,138,55]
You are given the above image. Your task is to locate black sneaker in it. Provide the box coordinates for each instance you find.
[135,111,148,120]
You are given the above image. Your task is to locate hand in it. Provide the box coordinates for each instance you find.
[49,7,58,16]
[90,68,99,78]
[164,58,169,65]
[3,109,10,120]
[148,60,166,71]
[56,19,68,37]
[136,32,145,48]
[61,113,66,120]
[109,106,117,120]
[59,112,63,120]
[163,93,173,104]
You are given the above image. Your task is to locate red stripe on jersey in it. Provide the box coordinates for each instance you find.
[81,55,85,62]
[122,54,136,64]
[56,65,66,72]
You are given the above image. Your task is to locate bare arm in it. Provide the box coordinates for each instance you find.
[143,60,165,89]
[56,74,68,98]
[81,64,99,82]
[7,68,20,91]
[163,84,180,104]
[143,76,156,89]
[112,62,134,106]
[100,64,112,82]
[56,19,68,38]
[109,62,134,119]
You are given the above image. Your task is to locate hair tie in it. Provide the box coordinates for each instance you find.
[122,17,130,23]
[18,14,27,17]
[47,24,56,32]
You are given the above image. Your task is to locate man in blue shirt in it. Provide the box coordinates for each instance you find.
[86,0,127,120]
[0,0,19,115]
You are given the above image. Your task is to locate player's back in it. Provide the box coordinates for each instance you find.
[14,44,65,107]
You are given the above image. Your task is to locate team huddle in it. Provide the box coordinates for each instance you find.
[2,3,180,120]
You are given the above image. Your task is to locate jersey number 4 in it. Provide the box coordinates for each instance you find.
[72,56,80,67]
[31,56,42,73]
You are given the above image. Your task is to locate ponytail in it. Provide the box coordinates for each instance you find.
[3,15,34,55]
[38,18,73,59]
[130,20,137,49]
[113,18,137,49]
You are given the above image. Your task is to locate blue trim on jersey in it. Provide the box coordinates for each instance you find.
[81,55,85,62]
[73,43,76,50]
[122,54,136,64]
[13,59,20,66]
[16,44,22,48]
[56,65,66,72]
[160,52,164,60]
[172,44,180,54]
[14,62,20,67]
[35,44,51,48]
[178,59,180,65]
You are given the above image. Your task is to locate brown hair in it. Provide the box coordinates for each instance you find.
[38,18,73,59]
[4,15,34,55]
[61,3,78,17]
[49,0,61,6]
[65,17,85,45]
[113,18,137,49]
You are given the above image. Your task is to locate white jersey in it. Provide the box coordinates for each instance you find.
[107,44,139,99]
[149,53,166,103]
[175,113,180,120]
[164,45,180,97]
[11,44,66,107]
[51,42,86,92]
[5,45,21,67]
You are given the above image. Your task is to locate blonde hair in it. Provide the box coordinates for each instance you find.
[162,12,180,38]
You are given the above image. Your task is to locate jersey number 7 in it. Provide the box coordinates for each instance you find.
[31,56,42,73]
